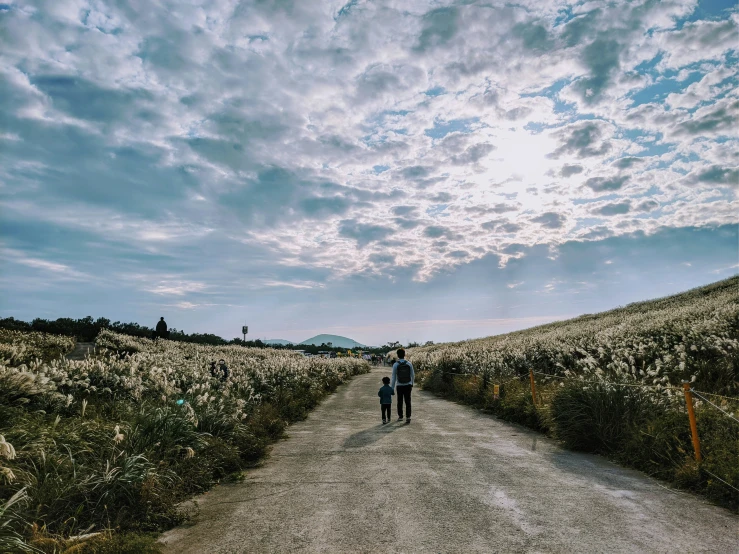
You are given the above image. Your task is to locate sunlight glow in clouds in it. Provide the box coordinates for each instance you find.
[0,0,737,342]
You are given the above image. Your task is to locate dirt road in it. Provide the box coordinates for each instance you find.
[65,342,96,360]
[159,367,737,553]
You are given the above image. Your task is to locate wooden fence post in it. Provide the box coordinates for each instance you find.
[682,382,702,463]
[529,369,537,406]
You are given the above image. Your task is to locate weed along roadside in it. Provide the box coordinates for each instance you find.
[410,277,739,511]
[0,330,370,552]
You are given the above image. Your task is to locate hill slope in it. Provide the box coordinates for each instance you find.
[263,339,294,346]
[300,334,365,349]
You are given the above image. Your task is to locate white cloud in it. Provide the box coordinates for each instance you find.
[144,280,209,296]
[0,0,736,288]
[0,248,92,281]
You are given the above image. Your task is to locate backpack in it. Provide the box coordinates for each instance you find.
[396,360,411,383]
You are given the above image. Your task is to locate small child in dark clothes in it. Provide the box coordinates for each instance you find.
[378,376,394,424]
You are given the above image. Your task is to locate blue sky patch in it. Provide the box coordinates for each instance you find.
[425,86,446,96]
[628,72,705,107]
[424,117,479,139]
[426,204,449,217]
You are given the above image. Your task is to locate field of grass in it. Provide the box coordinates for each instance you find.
[409,276,739,510]
[0,330,75,367]
[0,330,369,553]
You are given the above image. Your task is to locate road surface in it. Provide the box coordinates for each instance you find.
[159,367,737,553]
[65,342,96,360]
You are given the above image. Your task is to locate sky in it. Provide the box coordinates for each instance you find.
[0,0,737,347]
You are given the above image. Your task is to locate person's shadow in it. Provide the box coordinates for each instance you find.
[343,422,402,449]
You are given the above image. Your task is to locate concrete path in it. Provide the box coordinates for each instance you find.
[159,367,737,553]
[65,342,96,360]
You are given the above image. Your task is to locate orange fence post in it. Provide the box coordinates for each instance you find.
[529,369,537,406]
[682,382,702,463]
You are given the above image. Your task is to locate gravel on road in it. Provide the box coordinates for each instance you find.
[159,367,738,553]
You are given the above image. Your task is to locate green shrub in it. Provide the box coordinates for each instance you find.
[172,436,241,495]
[695,409,739,508]
[127,404,206,461]
[619,408,692,481]
[497,380,544,431]
[551,383,658,454]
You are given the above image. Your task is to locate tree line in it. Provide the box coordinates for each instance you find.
[0,316,256,347]
[0,316,428,353]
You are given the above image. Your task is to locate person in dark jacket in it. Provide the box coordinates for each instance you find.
[378,376,394,424]
[391,348,414,423]
[210,359,230,382]
[155,317,169,339]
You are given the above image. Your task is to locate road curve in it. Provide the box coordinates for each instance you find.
[159,367,737,553]
[65,342,96,360]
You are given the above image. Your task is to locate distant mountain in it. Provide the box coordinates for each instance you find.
[263,339,294,346]
[299,334,365,349]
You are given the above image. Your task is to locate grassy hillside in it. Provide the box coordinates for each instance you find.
[409,276,739,510]
[0,330,369,552]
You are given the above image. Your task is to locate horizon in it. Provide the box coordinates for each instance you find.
[1,1,738,346]
[7,274,737,346]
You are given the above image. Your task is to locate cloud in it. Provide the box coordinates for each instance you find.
[145,280,208,296]
[449,142,496,165]
[585,175,629,192]
[531,212,566,229]
[611,157,643,170]
[423,226,449,238]
[394,217,421,229]
[573,38,623,103]
[0,0,735,298]
[513,21,554,52]
[658,17,739,69]
[689,166,739,187]
[392,205,417,216]
[482,219,522,233]
[415,7,459,52]
[594,201,631,216]
[261,280,324,290]
[634,199,659,212]
[675,98,739,137]
[560,164,584,177]
[338,220,392,246]
[1,249,93,282]
[548,120,613,159]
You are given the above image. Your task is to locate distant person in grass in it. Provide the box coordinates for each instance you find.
[210,359,230,383]
[391,348,415,423]
[155,317,169,339]
[378,376,394,424]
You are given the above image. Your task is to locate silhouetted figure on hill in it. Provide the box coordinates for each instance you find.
[155,317,169,339]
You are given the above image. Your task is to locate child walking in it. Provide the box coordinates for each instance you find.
[378,376,394,424]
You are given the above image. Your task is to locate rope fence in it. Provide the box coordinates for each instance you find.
[530,370,686,393]
[702,468,739,494]
[690,390,739,403]
[689,389,739,424]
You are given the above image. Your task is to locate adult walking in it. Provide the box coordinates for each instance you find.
[391,348,414,423]
[155,317,169,339]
